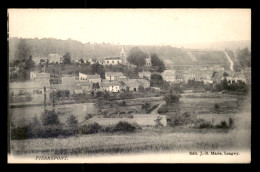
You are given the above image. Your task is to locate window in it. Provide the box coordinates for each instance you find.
[112,61,114,63]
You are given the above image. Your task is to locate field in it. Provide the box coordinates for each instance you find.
[10,121,250,156]
[10,103,97,127]
[9,92,251,156]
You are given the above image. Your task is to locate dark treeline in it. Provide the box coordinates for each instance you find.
[9,38,251,70]
[8,37,193,63]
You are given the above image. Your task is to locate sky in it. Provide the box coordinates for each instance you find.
[8,9,251,46]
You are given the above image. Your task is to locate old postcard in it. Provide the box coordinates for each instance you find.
[8,9,251,163]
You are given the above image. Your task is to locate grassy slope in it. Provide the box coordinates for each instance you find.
[10,126,250,156]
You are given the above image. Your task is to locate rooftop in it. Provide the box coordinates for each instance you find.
[10,81,50,89]
[105,57,121,60]
[105,72,124,77]
[101,81,121,87]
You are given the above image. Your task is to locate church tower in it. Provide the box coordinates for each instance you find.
[120,46,127,65]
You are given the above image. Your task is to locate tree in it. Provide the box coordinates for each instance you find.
[150,53,165,72]
[150,73,164,87]
[221,78,228,90]
[164,94,181,105]
[40,110,60,126]
[15,39,31,61]
[127,47,147,66]
[79,58,84,64]
[66,115,78,126]
[237,47,251,68]
[63,52,71,64]
[25,55,35,70]
[91,63,105,79]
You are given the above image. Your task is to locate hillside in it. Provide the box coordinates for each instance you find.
[9,38,240,69]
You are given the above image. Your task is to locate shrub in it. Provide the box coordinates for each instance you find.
[195,118,213,129]
[113,121,138,132]
[85,114,94,120]
[66,114,78,126]
[215,121,228,129]
[11,126,29,140]
[164,94,181,105]
[40,110,60,126]
[40,125,63,138]
[79,122,102,134]
[158,105,168,114]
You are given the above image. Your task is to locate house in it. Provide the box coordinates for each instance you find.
[9,81,50,97]
[87,74,102,84]
[150,87,161,92]
[79,72,88,80]
[30,71,50,82]
[74,81,92,92]
[175,73,184,83]
[145,57,151,66]
[104,57,122,65]
[231,72,247,84]
[117,75,128,82]
[100,81,121,92]
[88,58,97,65]
[161,70,176,83]
[61,75,76,84]
[136,79,150,88]
[105,72,124,81]
[124,79,142,92]
[48,54,63,64]
[138,71,151,80]
[73,85,84,94]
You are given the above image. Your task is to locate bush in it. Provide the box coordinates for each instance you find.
[164,94,181,105]
[40,125,63,138]
[113,121,138,132]
[79,122,102,134]
[215,121,228,129]
[85,114,94,120]
[11,126,29,140]
[195,119,213,129]
[66,114,78,126]
[40,110,60,126]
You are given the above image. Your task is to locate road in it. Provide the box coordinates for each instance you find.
[224,51,234,71]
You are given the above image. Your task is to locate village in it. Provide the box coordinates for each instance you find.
[9,46,251,105]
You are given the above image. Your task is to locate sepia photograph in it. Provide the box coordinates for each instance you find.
[7,8,251,163]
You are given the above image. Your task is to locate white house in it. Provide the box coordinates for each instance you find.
[79,72,88,80]
[104,57,122,65]
[30,71,50,82]
[100,81,121,92]
[145,58,151,66]
[161,70,176,83]
[105,72,124,81]
[48,54,63,64]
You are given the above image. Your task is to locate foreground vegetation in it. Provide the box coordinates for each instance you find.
[10,125,250,156]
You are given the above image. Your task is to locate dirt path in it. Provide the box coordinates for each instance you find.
[150,102,166,115]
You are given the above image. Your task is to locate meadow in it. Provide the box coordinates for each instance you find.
[9,92,251,156]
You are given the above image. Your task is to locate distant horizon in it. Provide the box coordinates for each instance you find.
[8,36,251,49]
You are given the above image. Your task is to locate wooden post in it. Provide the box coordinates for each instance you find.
[44,86,46,113]
[52,89,55,109]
